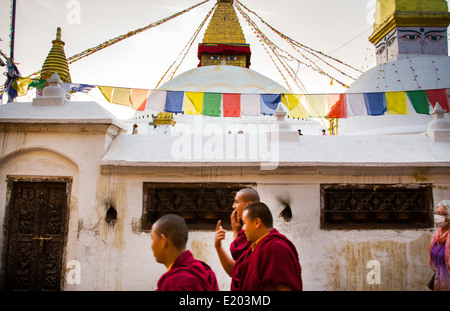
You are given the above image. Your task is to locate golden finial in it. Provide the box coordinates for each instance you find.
[40,27,72,83]
[56,27,62,41]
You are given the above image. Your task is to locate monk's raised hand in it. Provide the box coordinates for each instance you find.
[231,210,242,233]
[214,220,226,249]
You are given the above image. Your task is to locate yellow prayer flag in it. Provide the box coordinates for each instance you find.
[386,91,408,115]
[185,92,204,115]
[112,88,131,107]
[306,94,327,117]
[98,86,114,103]
[281,94,308,118]
[281,94,299,111]
[12,77,32,96]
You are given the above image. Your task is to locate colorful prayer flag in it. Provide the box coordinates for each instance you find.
[385,91,408,115]
[98,86,114,103]
[241,94,261,116]
[426,89,450,112]
[6,81,18,103]
[281,94,308,118]
[306,94,327,118]
[364,92,386,116]
[326,94,347,118]
[203,92,222,117]
[223,93,241,117]
[185,92,203,115]
[165,91,184,113]
[260,94,281,115]
[346,93,367,116]
[406,90,429,115]
[63,83,95,94]
[130,89,149,111]
[146,90,167,112]
[12,78,32,96]
[111,87,131,107]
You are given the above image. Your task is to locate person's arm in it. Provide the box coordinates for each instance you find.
[214,220,235,277]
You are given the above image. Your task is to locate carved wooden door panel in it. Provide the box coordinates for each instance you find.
[4,181,69,291]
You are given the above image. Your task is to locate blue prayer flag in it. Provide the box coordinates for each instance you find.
[364,93,386,116]
[260,94,281,115]
[164,91,184,113]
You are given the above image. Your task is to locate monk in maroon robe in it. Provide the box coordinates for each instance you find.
[215,188,260,276]
[151,214,218,291]
[231,202,302,291]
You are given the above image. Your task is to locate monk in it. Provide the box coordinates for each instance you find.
[151,214,218,291]
[231,202,302,291]
[214,188,260,276]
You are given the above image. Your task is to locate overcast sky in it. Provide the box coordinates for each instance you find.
[0,0,448,105]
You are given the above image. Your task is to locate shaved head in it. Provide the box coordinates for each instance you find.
[237,188,260,203]
[244,202,273,229]
[153,214,188,250]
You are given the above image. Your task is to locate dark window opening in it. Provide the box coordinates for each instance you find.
[279,204,293,222]
[321,184,433,230]
[142,183,255,231]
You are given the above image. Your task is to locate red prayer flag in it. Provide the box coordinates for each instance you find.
[326,94,347,118]
[426,89,449,112]
[130,89,149,111]
[223,93,241,117]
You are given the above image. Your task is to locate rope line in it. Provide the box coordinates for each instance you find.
[235,2,350,90]
[26,0,212,79]
[235,0,363,75]
[155,2,217,89]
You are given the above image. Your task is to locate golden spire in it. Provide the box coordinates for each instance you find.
[198,0,251,68]
[202,0,246,44]
[40,27,72,83]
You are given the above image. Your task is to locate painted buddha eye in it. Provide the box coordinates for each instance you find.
[425,35,444,41]
[376,46,385,55]
[227,56,237,61]
[210,56,220,60]
[402,34,420,41]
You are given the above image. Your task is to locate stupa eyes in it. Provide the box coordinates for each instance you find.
[401,34,420,41]
[376,46,386,55]
[210,56,221,60]
[227,56,237,61]
[425,34,444,41]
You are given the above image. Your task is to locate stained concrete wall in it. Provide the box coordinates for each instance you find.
[79,168,448,291]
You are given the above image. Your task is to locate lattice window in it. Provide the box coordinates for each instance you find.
[321,184,433,229]
[142,183,254,230]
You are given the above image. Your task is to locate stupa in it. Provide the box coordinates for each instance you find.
[136,0,317,135]
[341,0,450,135]
[40,27,72,83]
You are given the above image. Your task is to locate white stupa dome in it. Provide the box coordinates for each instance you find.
[158,65,290,94]
[339,55,450,135]
[347,55,450,93]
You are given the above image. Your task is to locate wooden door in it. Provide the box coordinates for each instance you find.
[3,180,70,291]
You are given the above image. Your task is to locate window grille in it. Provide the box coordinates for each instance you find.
[321,184,433,229]
[142,183,254,231]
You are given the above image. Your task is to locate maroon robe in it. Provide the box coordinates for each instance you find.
[156,250,219,291]
[230,229,251,261]
[231,229,302,291]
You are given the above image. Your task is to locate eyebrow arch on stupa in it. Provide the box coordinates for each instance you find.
[424,30,447,35]
[397,29,446,35]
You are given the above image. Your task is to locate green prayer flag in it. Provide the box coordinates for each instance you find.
[406,90,429,115]
[30,79,48,91]
[203,92,222,117]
